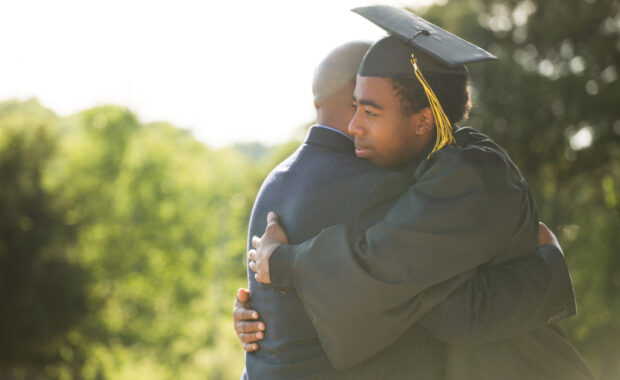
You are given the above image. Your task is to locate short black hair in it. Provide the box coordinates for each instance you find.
[390,72,472,124]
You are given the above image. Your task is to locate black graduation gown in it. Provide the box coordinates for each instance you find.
[269,127,594,379]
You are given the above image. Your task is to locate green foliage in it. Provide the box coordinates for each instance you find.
[0,99,90,377]
[0,99,293,379]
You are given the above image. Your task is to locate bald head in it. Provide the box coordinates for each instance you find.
[312,41,371,108]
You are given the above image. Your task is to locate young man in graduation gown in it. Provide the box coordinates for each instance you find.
[246,6,594,380]
[237,13,585,379]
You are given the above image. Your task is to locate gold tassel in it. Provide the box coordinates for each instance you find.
[410,53,456,158]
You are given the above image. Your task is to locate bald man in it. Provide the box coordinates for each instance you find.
[239,40,437,379]
[237,42,573,379]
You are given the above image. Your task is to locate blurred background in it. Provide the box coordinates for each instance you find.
[1,0,618,379]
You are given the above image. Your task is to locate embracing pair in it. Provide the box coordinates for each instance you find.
[235,6,594,380]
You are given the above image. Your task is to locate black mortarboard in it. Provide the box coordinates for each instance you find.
[354,5,497,76]
[353,5,497,156]
[358,35,467,78]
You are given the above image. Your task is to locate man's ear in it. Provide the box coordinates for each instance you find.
[414,107,435,136]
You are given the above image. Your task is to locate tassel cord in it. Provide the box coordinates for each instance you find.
[410,54,457,158]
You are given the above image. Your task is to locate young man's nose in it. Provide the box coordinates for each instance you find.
[348,111,365,136]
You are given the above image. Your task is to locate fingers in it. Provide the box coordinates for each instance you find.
[251,235,260,249]
[267,211,279,226]
[243,342,259,352]
[247,249,259,274]
[236,321,266,334]
[254,272,271,284]
[265,223,282,237]
[239,331,264,343]
[234,305,259,321]
[264,212,289,245]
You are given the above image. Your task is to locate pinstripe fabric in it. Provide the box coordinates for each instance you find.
[243,126,444,379]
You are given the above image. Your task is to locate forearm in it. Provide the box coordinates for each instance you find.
[275,223,485,370]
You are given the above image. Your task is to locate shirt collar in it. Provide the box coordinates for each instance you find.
[305,125,355,156]
[315,124,353,141]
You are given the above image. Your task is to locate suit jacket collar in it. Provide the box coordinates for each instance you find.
[304,125,355,156]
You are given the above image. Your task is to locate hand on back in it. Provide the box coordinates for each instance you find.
[248,212,289,284]
[233,288,265,352]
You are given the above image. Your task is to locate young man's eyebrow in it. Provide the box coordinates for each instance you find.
[352,95,384,110]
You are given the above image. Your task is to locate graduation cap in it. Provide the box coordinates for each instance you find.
[353,5,497,156]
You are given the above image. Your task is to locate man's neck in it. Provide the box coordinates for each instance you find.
[316,108,351,137]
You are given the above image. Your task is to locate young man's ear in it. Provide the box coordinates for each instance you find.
[414,107,435,135]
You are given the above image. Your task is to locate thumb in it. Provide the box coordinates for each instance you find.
[237,288,251,303]
[267,211,280,226]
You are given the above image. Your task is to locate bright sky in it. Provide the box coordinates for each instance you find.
[0,0,436,147]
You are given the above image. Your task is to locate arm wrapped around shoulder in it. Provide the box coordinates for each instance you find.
[286,141,539,368]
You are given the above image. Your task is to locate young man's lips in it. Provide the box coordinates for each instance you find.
[355,145,372,157]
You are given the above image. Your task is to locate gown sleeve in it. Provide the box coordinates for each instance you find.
[269,141,540,369]
[418,244,576,346]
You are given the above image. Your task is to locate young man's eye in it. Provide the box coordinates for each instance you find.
[351,103,357,109]
[365,109,377,117]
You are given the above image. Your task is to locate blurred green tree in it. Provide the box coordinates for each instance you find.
[0,99,90,379]
[0,99,285,379]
